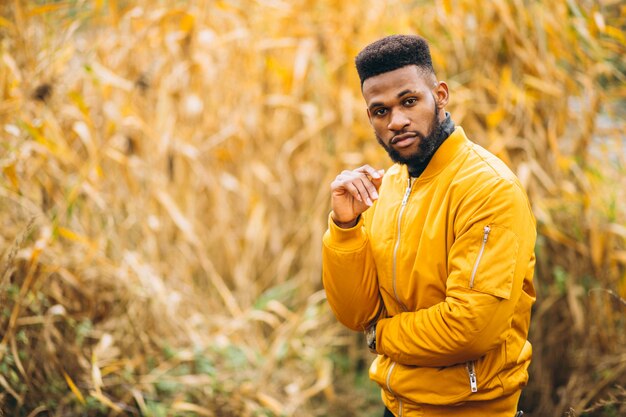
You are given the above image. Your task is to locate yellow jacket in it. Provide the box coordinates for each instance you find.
[322,127,536,416]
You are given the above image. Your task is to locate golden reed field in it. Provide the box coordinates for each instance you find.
[0,0,625,416]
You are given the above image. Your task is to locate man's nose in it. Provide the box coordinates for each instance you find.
[387,109,410,131]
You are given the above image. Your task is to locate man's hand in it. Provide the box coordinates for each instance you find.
[330,165,384,228]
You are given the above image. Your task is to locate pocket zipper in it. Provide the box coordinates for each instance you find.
[467,361,478,393]
[469,225,491,288]
[386,362,403,416]
[467,227,490,393]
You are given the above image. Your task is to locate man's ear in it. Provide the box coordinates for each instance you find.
[434,81,449,109]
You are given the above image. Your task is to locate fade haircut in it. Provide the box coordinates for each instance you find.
[355,34,434,87]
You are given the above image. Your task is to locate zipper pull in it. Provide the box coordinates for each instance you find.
[483,225,491,242]
[468,362,478,393]
[401,178,412,206]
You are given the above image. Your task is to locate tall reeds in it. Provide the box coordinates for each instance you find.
[0,1,624,416]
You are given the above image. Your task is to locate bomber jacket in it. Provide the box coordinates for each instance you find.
[322,126,536,416]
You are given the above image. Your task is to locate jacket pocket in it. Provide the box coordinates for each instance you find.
[465,224,518,300]
[388,351,507,406]
[369,354,391,391]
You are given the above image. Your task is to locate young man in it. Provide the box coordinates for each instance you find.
[322,35,536,417]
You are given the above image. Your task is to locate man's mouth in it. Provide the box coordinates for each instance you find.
[391,132,418,146]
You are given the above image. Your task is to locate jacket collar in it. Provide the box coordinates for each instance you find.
[397,126,469,182]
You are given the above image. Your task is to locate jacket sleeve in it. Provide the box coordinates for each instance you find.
[375,179,536,366]
[322,212,384,331]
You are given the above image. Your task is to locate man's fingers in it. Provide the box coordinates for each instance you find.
[357,165,384,180]
[357,175,379,203]
[330,166,385,224]
[371,170,384,188]
[357,176,380,197]
[344,182,362,202]
[354,173,383,206]
[332,166,385,207]
[352,178,374,206]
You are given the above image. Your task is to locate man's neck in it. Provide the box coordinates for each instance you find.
[407,112,455,177]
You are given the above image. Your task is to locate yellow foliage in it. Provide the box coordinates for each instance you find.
[0,0,624,416]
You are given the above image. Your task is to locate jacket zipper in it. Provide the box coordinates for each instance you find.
[392,177,413,312]
[467,361,478,393]
[385,178,413,417]
[466,227,490,393]
[469,225,491,288]
[386,362,403,416]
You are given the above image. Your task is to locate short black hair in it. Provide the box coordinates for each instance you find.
[355,34,434,86]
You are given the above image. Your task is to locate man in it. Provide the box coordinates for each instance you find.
[322,35,536,417]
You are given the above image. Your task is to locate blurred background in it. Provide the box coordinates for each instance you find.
[0,0,624,416]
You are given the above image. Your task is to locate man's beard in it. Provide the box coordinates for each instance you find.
[376,105,447,175]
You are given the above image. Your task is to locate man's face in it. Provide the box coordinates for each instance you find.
[362,65,448,166]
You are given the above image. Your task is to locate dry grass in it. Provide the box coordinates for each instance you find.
[0,0,624,416]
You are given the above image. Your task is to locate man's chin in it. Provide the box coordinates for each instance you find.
[389,150,423,166]
[379,137,428,166]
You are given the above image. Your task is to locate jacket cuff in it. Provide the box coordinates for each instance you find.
[324,212,367,252]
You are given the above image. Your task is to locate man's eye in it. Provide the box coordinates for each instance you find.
[404,98,417,105]
[374,108,388,116]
